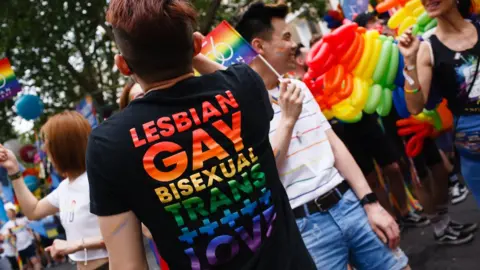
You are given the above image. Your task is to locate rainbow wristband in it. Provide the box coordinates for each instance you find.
[405,88,420,94]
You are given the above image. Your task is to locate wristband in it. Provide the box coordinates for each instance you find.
[8,171,22,181]
[405,88,420,94]
[360,193,379,206]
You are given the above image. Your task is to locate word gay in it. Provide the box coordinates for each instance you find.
[129,90,243,182]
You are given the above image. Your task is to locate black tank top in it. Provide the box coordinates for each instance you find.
[429,21,480,115]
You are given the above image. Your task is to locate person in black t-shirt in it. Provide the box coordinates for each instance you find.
[85,1,315,269]
[399,0,480,244]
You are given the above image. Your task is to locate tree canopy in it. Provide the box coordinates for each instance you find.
[0,0,325,143]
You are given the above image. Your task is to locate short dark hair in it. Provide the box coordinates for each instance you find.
[235,2,289,43]
[107,0,197,83]
[354,12,376,28]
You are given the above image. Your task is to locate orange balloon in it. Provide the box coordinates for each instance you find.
[336,73,354,99]
[346,35,365,72]
[437,99,454,130]
[324,65,345,91]
[340,33,361,65]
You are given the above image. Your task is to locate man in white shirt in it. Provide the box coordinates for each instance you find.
[236,2,410,269]
[1,202,41,270]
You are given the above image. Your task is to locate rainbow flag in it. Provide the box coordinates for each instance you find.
[201,21,258,67]
[0,58,21,102]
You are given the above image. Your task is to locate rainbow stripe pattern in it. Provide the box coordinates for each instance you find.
[201,21,258,67]
[0,58,21,102]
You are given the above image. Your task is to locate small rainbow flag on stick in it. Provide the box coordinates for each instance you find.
[201,21,258,67]
[0,58,21,102]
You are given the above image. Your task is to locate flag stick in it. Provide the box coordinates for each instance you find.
[258,55,282,79]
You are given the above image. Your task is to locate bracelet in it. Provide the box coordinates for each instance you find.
[82,238,87,266]
[405,88,420,94]
[8,171,22,181]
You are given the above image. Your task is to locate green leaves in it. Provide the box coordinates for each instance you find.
[0,0,325,142]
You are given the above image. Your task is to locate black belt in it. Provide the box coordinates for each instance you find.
[293,181,350,219]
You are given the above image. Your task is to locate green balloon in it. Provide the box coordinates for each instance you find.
[373,41,392,85]
[364,84,382,114]
[412,24,420,36]
[379,35,387,41]
[417,12,432,27]
[377,88,393,117]
[385,45,399,86]
[424,19,438,32]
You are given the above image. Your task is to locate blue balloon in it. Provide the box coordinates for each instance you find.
[393,86,411,119]
[24,175,38,192]
[15,95,44,120]
[394,55,405,87]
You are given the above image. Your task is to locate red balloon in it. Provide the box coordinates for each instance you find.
[19,145,37,164]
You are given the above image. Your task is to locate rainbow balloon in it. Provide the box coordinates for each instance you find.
[0,58,21,102]
[201,21,258,67]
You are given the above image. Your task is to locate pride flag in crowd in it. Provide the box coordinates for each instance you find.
[201,21,258,67]
[0,58,21,102]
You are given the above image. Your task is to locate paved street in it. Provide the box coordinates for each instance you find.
[402,195,480,270]
[49,196,480,270]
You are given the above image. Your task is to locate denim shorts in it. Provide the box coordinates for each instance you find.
[295,190,408,270]
[455,114,480,206]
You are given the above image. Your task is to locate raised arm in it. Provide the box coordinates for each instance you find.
[98,212,148,270]
[398,29,434,115]
[270,80,304,170]
[0,145,58,220]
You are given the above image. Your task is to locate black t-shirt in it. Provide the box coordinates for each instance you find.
[430,21,480,115]
[86,64,315,270]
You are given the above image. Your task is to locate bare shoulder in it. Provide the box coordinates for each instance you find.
[418,41,433,67]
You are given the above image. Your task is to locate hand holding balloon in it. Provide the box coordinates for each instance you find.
[398,28,420,65]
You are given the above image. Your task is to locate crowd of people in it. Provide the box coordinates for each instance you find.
[0,0,479,269]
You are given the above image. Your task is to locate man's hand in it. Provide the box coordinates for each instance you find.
[45,239,81,261]
[364,203,400,250]
[278,80,304,126]
[0,144,20,175]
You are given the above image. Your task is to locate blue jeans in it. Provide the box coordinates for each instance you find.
[455,115,480,206]
[295,190,408,270]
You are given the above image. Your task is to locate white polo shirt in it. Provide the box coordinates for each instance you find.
[269,80,344,209]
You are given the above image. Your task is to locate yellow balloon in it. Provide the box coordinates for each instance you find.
[332,102,362,121]
[351,77,369,110]
[322,109,334,120]
[398,16,417,35]
[354,31,378,78]
[413,6,425,17]
[413,113,433,124]
[405,0,422,13]
[364,39,383,79]
[388,9,407,29]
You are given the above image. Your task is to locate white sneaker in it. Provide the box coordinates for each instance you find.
[450,183,469,205]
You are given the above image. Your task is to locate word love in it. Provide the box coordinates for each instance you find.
[129,90,243,182]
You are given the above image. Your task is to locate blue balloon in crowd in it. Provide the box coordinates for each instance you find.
[24,175,38,192]
[15,95,44,120]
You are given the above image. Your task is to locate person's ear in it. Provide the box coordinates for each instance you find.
[296,56,304,66]
[193,32,204,57]
[115,54,133,76]
[251,38,265,55]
